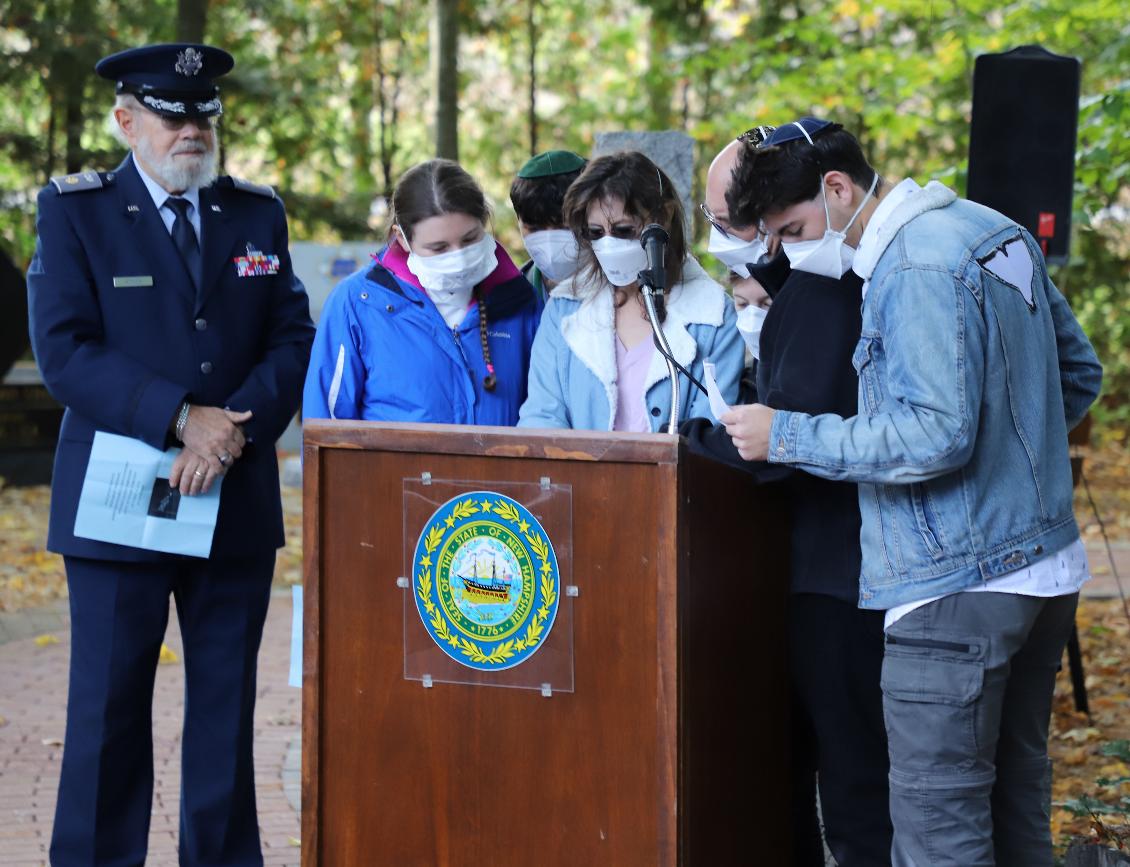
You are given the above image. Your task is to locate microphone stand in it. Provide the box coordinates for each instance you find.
[638,268,679,435]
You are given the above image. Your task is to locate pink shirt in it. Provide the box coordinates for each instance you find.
[613,337,655,432]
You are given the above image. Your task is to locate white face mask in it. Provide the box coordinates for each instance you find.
[735,305,769,359]
[707,226,769,278]
[781,172,877,279]
[522,229,581,283]
[591,236,648,287]
[403,231,498,303]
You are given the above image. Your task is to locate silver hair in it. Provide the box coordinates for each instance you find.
[107,93,140,147]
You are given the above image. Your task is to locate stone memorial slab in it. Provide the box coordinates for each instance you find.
[594,130,695,230]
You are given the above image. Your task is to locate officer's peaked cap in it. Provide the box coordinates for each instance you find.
[96,43,234,119]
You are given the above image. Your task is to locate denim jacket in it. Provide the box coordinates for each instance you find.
[767,182,1102,609]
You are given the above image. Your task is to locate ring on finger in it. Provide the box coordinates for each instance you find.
[193,469,206,477]
[218,452,232,467]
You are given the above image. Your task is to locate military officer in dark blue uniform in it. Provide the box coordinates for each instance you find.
[27,43,314,866]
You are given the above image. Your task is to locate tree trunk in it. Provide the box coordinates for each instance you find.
[375,1,406,197]
[177,0,207,43]
[432,0,459,161]
[62,0,98,174]
[351,42,376,197]
[64,86,84,174]
[645,17,673,129]
[527,0,538,156]
[44,88,57,182]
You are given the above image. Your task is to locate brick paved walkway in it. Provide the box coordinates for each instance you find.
[0,591,301,867]
[0,541,1125,866]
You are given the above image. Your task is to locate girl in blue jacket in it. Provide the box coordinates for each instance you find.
[518,151,743,432]
[303,160,541,424]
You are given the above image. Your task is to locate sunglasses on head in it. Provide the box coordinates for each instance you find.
[737,125,775,147]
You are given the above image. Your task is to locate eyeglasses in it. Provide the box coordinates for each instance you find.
[158,116,216,132]
[582,223,640,242]
[700,201,733,239]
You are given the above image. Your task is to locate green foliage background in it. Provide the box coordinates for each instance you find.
[1,0,1127,435]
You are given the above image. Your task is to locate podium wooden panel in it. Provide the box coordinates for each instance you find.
[302,422,790,866]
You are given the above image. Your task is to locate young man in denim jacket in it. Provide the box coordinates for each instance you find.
[720,117,1102,866]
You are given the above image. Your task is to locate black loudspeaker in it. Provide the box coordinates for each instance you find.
[967,45,1080,264]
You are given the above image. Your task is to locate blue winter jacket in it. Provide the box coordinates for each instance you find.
[518,257,744,432]
[303,243,541,425]
[766,182,1102,609]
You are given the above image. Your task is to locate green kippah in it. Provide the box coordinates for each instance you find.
[516,150,587,179]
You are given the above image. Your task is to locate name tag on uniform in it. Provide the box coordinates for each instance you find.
[112,275,154,288]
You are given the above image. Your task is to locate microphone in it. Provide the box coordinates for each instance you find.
[639,223,669,294]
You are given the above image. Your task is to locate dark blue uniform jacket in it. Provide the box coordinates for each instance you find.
[27,153,314,561]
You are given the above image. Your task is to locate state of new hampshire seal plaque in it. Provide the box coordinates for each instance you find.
[412,492,560,671]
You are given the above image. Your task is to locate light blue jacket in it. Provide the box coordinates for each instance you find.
[518,257,744,432]
[767,182,1102,609]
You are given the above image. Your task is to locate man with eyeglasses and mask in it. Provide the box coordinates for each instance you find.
[701,129,784,402]
[27,43,313,866]
[720,117,1102,867]
[688,126,893,866]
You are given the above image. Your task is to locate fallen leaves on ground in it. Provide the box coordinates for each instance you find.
[0,483,66,611]
[0,451,305,613]
[1050,597,1130,854]
[1076,438,1130,542]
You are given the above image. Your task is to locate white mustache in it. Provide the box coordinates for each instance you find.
[173,145,206,156]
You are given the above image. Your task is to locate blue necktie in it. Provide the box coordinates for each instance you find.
[166,196,201,289]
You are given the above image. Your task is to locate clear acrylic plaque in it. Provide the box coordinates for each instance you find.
[401,477,575,693]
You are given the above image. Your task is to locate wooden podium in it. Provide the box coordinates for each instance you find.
[302,421,791,866]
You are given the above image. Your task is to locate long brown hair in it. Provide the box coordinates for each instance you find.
[563,150,687,306]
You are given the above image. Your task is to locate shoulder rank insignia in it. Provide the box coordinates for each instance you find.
[411,491,561,672]
[228,176,276,199]
[50,171,110,194]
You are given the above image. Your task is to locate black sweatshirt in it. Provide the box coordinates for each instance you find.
[683,265,864,602]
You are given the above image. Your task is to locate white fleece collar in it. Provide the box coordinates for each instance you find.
[853,179,958,285]
[554,256,726,429]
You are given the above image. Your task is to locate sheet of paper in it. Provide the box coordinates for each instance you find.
[73,431,222,558]
[703,360,731,422]
[288,585,303,688]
